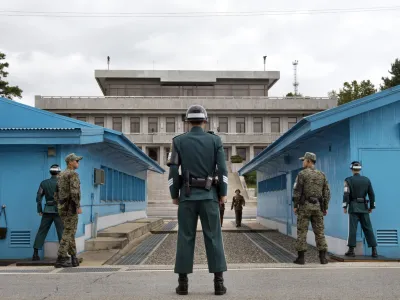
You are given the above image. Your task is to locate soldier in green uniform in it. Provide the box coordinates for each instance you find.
[54,153,83,268]
[219,198,227,227]
[32,165,63,261]
[293,152,331,265]
[343,161,378,258]
[231,189,245,227]
[167,104,228,296]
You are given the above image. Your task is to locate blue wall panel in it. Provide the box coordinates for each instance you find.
[257,120,351,240]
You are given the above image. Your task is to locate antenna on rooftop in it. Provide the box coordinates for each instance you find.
[263,56,267,71]
[293,60,299,95]
[107,56,110,70]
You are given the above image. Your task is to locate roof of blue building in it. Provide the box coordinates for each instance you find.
[239,85,400,176]
[0,97,164,174]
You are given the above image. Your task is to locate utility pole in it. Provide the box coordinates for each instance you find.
[107,56,110,70]
[293,60,299,95]
[263,56,267,71]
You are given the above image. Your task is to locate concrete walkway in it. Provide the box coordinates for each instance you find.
[1,263,400,299]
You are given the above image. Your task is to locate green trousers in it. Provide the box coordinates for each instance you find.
[33,213,63,249]
[175,199,227,274]
[348,213,377,247]
[57,213,78,257]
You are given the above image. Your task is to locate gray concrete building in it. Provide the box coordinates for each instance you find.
[35,69,337,166]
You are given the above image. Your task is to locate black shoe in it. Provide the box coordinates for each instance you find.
[176,274,188,295]
[55,256,72,268]
[293,251,305,265]
[32,249,40,261]
[345,247,356,257]
[319,250,328,264]
[71,255,79,267]
[214,273,227,296]
[372,247,378,258]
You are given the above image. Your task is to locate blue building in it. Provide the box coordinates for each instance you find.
[0,97,164,260]
[239,86,400,258]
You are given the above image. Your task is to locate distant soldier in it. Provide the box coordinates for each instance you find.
[343,161,378,258]
[54,153,83,268]
[32,165,63,261]
[231,189,245,227]
[293,152,330,265]
[219,198,227,227]
[167,104,228,296]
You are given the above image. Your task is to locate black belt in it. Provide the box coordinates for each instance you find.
[46,201,56,206]
[190,178,218,188]
[352,198,366,203]
[307,197,320,204]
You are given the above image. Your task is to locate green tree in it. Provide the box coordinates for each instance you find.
[380,58,400,91]
[286,92,303,97]
[0,52,23,100]
[337,80,376,105]
[327,90,337,99]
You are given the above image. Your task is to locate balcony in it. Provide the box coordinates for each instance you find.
[35,96,337,112]
[125,132,282,145]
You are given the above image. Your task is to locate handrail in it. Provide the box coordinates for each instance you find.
[40,96,332,100]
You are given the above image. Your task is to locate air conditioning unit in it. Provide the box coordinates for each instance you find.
[94,168,105,185]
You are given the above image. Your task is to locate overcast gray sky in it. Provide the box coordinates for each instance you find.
[1,0,399,106]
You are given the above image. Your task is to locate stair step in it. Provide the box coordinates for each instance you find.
[85,237,128,251]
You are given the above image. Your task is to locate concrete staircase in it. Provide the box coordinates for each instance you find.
[146,165,257,219]
[85,218,163,251]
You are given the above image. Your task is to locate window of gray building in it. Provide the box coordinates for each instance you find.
[113,117,123,132]
[254,147,265,157]
[223,147,229,160]
[130,117,140,133]
[165,147,170,163]
[94,117,105,127]
[237,147,247,161]
[236,117,246,133]
[166,117,175,133]
[271,117,280,133]
[77,116,87,122]
[288,117,297,129]
[218,117,228,133]
[253,117,263,133]
[148,117,158,133]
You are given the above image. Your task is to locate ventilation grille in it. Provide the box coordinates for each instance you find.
[9,230,31,248]
[377,230,398,246]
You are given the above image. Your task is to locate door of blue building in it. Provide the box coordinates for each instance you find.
[0,151,46,259]
[360,149,400,258]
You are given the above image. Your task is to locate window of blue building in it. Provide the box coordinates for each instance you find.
[258,174,286,193]
[100,166,145,202]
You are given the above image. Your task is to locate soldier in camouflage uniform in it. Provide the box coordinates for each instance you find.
[54,153,83,268]
[343,161,378,258]
[293,152,330,265]
[32,165,63,261]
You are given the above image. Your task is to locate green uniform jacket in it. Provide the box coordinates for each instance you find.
[167,126,228,201]
[231,195,245,210]
[55,169,81,213]
[343,174,375,213]
[36,176,58,214]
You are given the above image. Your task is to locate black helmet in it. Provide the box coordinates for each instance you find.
[50,164,61,175]
[185,104,208,122]
[350,161,362,170]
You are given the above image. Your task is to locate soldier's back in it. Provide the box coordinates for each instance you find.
[174,129,219,179]
[298,168,326,199]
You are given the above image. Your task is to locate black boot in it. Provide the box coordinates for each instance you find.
[293,251,305,265]
[345,247,356,257]
[319,250,328,264]
[372,247,378,258]
[71,255,79,267]
[176,274,188,295]
[214,272,227,296]
[54,256,72,268]
[32,249,40,261]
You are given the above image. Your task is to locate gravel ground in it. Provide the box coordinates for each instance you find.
[260,231,325,263]
[144,232,275,265]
